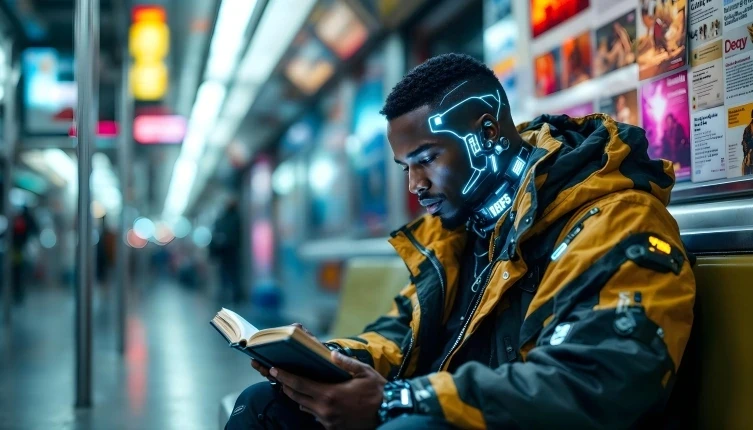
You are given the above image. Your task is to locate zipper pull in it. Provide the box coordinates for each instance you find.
[551,207,600,261]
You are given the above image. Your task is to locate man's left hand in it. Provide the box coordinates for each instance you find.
[270,351,387,430]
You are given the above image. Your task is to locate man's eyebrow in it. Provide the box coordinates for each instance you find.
[393,143,437,164]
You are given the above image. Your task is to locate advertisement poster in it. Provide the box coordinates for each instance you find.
[561,32,593,89]
[637,0,688,80]
[723,0,753,30]
[484,17,518,64]
[594,11,637,77]
[492,56,519,112]
[689,0,722,50]
[722,23,753,105]
[535,47,561,96]
[641,70,692,181]
[559,101,594,117]
[531,0,589,38]
[726,101,753,178]
[691,107,727,181]
[691,39,724,111]
[599,89,640,126]
[484,0,512,29]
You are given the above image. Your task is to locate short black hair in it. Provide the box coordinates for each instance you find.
[380,53,506,120]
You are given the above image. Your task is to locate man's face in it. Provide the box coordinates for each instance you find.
[389,105,474,229]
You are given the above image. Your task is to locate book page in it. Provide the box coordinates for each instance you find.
[221,308,259,342]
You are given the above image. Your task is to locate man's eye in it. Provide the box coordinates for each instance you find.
[420,155,437,165]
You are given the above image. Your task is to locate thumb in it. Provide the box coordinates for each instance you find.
[331,351,368,375]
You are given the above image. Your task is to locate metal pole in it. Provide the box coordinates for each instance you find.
[115,56,132,354]
[75,0,99,408]
[2,40,17,326]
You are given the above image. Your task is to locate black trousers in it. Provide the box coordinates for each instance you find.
[225,382,457,430]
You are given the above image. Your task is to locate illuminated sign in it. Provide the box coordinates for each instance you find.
[649,236,671,254]
[133,115,187,144]
[129,5,169,101]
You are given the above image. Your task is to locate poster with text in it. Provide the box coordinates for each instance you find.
[691,107,727,181]
[559,101,594,117]
[562,31,593,89]
[723,0,753,30]
[599,89,640,126]
[535,47,562,96]
[492,56,519,112]
[723,23,753,105]
[641,70,691,181]
[594,10,637,77]
[637,0,688,80]
[689,0,722,50]
[691,39,724,111]
[726,101,753,178]
[531,0,589,38]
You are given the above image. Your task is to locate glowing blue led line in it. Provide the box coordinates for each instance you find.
[428,92,502,195]
[491,155,498,173]
[440,80,468,106]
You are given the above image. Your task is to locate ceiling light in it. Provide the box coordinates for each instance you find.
[204,0,259,82]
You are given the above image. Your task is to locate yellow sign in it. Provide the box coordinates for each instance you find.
[728,102,753,128]
[129,5,169,101]
[130,62,168,101]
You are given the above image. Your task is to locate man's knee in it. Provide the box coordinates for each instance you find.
[234,382,277,413]
[378,414,456,430]
[225,382,277,430]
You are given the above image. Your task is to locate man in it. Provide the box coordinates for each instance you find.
[210,200,243,303]
[227,53,695,429]
[742,109,753,176]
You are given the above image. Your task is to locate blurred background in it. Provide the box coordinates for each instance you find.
[0,0,751,429]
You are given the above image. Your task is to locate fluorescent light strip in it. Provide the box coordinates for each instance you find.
[237,0,316,84]
[204,0,259,83]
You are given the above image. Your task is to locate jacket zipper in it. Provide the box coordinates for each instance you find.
[396,229,446,378]
[550,207,601,261]
[437,236,499,372]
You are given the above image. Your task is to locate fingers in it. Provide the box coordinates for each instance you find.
[271,367,324,398]
[281,384,316,411]
[331,351,368,375]
[250,359,270,375]
[291,323,319,341]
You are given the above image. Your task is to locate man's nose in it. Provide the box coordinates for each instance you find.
[408,169,430,195]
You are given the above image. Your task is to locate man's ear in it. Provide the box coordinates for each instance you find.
[476,113,500,142]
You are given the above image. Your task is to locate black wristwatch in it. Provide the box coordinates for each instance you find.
[379,380,415,424]
[324,342,353,357]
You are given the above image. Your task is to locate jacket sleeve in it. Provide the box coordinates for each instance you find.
[406,195,695,429]
[326,283,416,378]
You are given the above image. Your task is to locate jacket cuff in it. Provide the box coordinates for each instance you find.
[412,372,486,429]
[407,375,443,416]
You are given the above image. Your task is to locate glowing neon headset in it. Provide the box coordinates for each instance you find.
[428,82,531,236]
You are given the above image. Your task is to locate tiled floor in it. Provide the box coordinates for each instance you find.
[0,281,269,430]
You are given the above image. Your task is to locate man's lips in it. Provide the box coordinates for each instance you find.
[419,198,443,214]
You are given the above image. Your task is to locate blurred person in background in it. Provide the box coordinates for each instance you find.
[11,206,39,304]
[228,54,695,429]
[210,199,243,303]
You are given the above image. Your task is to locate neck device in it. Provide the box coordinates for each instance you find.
[467,144,531,237]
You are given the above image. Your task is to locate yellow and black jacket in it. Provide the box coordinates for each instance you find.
[329,114,696,429]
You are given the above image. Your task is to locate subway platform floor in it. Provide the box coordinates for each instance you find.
[0,280,270,430]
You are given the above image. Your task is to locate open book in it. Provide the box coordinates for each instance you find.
[211,308,351,383]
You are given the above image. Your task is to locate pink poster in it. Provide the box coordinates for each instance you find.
[560,101,594,117]
[641,70,691,181]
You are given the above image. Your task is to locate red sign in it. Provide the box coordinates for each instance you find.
[68,121,119,138]
[133,115,186,144]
